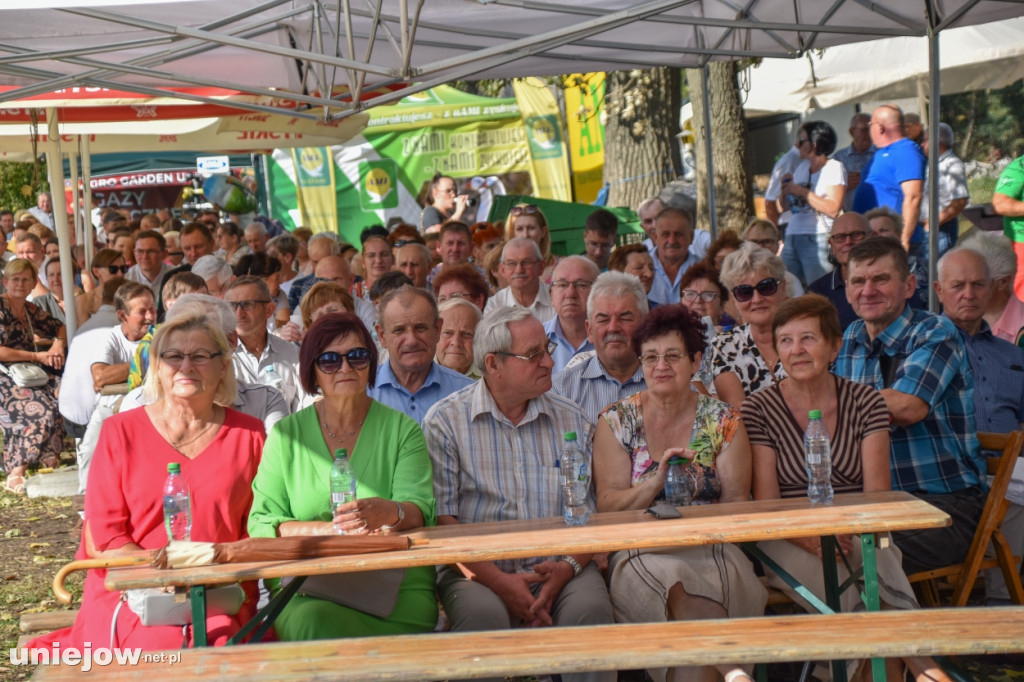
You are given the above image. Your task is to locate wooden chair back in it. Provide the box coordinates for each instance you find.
[908,430,1024,606]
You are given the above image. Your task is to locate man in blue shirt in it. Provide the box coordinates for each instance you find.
[835,237,984,574]
[370,285,473,424]
[852,104,925,256]
[935,246,1024,604]
[648,207,699,305]
[544,256,598,374]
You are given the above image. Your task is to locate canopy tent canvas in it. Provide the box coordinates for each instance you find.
[743,17,1024,115]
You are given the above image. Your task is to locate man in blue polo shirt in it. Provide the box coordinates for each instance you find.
[934,246,1024,604]
[370,285,473,424]
[852,104,925,256]
[836,237,984,574]
[648,207,698,305]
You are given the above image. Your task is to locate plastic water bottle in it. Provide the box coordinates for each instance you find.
[260,364,283,391]
[664,455,692,507]
[804,410,834,505]
[162,463,191,542]
[560,431,590,526]
[330,449,356,534]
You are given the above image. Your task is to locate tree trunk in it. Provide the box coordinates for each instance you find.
[686,63,753,235]
[604,67,682,209]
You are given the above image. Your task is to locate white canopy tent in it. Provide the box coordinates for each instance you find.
[2,0,1024,320]
[744,17,1024,115]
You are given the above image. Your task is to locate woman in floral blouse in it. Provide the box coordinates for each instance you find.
[593,303,765,682]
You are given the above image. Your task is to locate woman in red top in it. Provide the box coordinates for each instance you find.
[29,310,265,651]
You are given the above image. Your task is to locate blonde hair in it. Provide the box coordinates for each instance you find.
[4,257,38,280]
[503,204,551,261]
[142,312,237,406]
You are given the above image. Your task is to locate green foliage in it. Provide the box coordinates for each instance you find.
[941,80,1024,161]
[0,160,47,213]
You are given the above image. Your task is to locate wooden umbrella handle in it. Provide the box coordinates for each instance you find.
[52,553,156,604]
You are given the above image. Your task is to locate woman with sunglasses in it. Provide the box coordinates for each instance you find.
[711,242,790,407]
[504,203,558,283]
[28,311,265,648]
[778,120,846,287]
[741,295,950,682]
[593,303,765,682]
[75,248,128,326]
[248,312,438,641]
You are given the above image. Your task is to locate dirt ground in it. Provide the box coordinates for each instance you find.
[0,463,1021,682]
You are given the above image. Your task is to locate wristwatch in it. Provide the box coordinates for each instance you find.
[559,555,583,577]
[379,501,405,535]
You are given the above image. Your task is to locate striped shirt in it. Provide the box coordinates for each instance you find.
[552,354,646,422]
[423,380,595,572]
[835,305,982,494]
[741,376,890,498]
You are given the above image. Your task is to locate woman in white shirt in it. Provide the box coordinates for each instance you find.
[779,121,847,287]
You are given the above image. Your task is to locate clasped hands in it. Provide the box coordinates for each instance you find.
[492,559,576,628]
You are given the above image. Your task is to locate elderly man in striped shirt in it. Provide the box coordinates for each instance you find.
[423,306,615,682]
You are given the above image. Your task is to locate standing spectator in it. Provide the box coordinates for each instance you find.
[921,123,969,259]
[991,152,1024,300]
[779,120,847,287]
[648,208,698,306]
[420,175,469,231]
[764,142,803,228]
[852,104,926,255]
[831,113,875,212]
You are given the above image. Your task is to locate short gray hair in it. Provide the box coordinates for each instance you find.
[244,222,267,238]
[937,247,990,283]
[719,241,787,291]
[502,237,541,261]
[266,233,299,258]
[588,270,649,318]
[166,293,237,339]
[439,296,483,323]
[400,241,432,265]
[553,255,599,281]
[308,232,341,254]
[637,196,664,214]
[959,230,1017,282]
[191,255,234,284]
[473,306,535,374]
[937,122,954,149]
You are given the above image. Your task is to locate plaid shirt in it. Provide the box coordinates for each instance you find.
[835,305,982,494]
[423,380,594,572]
[552,353,646,422]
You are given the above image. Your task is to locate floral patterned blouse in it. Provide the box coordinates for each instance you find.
[599,391,742,504]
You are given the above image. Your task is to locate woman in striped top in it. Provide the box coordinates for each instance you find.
[741,294,947,682]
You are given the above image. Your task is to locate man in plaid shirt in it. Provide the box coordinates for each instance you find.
[835,237,985,574]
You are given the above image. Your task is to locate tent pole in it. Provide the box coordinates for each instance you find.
[927,25,940,312]
[701,64,718,238]
[67,146,81,245]
[81,135,94,273]
[44,108,79,338]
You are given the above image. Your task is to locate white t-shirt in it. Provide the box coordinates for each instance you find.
[784,158,847,236]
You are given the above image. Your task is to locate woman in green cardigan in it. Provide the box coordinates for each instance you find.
[248,312,438,640]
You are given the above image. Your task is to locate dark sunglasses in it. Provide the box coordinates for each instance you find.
[315,348,372,373]
[106,264,130,275]
[731,278,780,303]
[510,204,540,217]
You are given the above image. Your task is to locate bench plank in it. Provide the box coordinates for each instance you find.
[106,492,949,591]
[31,607,1024,681]
[19,610,77,633]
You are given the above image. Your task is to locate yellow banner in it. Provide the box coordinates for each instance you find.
[512,78,571,201]
[563,73,606,204]
[291,146,338,233]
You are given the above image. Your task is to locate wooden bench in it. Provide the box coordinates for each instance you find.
[30,607,1024,680]
[16,610,78,648]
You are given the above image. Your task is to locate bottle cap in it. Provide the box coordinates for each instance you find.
[334,448,348,460]
[167,463,181,474]
[564,431,577,441]
[808,409,822,419]
[668,456,684,464]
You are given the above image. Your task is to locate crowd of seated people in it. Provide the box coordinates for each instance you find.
[9,106,1023,682]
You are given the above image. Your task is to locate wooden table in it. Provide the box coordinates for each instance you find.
[105,491,949,680]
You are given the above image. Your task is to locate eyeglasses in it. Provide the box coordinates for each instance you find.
[639,351,693,367]
[315,348,372,373]
[437,291,474,302]
[829,231,869,244]
[495,341,557,364]
[502,258,540,270]
[681,289,719,303]
[510,204,541,217]
[732,278,780,303]
[160,350,223,367]
[106,264,130,275]
[551,279,593,292]
[228,299,272,312]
